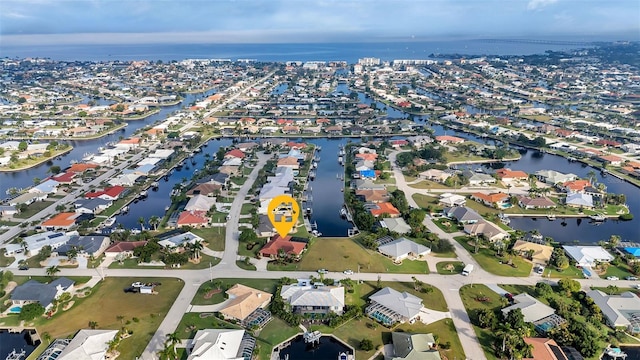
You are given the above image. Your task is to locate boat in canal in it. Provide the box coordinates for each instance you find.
[605,347,627,359]
[5,349,26,360]
[589,213,606,222]
[103,217,116,227]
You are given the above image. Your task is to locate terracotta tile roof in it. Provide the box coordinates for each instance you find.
[52,171,76,183]
[177,210,208,226]
[355,189,389,202]
[370,202,401,217]
[224,149,245,159]
[355,153,378,161]
[118,138,140,144]
[277,157,299,166]
[68,163,98,173]
[562,180,591,192]
[435,135,465,143]
[42,212,79,227]
[219,284,273,321]
[259,235,306,257]
[495,168,528,179]
[105,241,148,253]
[524,338,567,360]
[472,192,509,203]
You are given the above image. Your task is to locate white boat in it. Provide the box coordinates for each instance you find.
[5,349,26,360]
[589,213,606,222]
[103,217,116,227]
[606,347,627,359]
[338,352,348,360]
[546,214,556,221]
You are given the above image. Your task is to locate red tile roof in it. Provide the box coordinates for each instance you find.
[495,168,528,179]
[472,192,510,203]
[369,202,401,217]
[177,210,208,226]
[105,241,148,253]
[52,171,77,183]
[85,185,126,199]
[259,235,306,257]
[225,149,245,159]
[435,135,465,143]
[42,212,78,227]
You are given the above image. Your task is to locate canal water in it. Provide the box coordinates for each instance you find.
[0,90,217,200]
[114,138,233,230]
[620,347,640,360]
[305,139,353,237]
[0,329,38,359]
[278,335,352,360]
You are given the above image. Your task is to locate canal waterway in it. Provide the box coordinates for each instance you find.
[278,335,352,360]
[114,138,233,230]
[0,329,38,360]
[0,90,217,200]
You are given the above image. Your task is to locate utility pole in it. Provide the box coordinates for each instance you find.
[209,262,213,283]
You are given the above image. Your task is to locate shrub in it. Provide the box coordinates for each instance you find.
[19,303,45,321]
[619,214,633,221]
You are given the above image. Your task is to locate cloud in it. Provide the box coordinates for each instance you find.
[1,11,32,19]
[527,0,558,10]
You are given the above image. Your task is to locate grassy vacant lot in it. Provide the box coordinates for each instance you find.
[412,194,442,211]
[543,265,584,279]
[436,261,465,275]
[409,180,452,190]
[603,263,635,280]
[454,236,533,277]
[191,278,282,306]
[190,227,226,251]
[267,237,429,274]
[433,218,461,233]
[175,312,241,339]
[0,252,15,267]
[26,277,183,360]
[459,284,505,360]
[14,201,55,219]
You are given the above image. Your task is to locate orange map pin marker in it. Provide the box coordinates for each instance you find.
[267,194,300,238]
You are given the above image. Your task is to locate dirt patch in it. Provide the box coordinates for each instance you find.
[63,301,75,311]
[203,289,222,299]
[4,281,17,294]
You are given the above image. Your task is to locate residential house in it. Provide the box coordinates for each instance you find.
[29,179,59,194]
[562,246,614,267]
[438,193,466,207]
[368,202,401,218]
[224,149,245,160]
[523,338,570,360]
[218,165,240,176]
[366,287,423,325]
[597,154,623,167]
[52,329,119,360]
[565,192,594,209]
[280,281,345,315]
[157,231,204,249]
[420,169,451,183]
[561,180,591,193]
[74,198,112,214]
[535,170,577,185]
[512,240,553,265]
[471,192,510,208]
[516,196,556,209]
[355,189,390,203]
[11,277,75,311]
[176,211,209,228]
[277,156,300,170]
[104,241,148,258]
[502,293,565,333]
[42,212,81,230]
[256,215,275,237]
[464,219,509,242]
[587,290,640,333]
[388,332,441,360]
[378,237,431,263]
[186,329,255,360]
[352,179,386,191]
[8,192,47,207]
[186,183,222,197]
[3,231,70,256]
[463,171,496,185]
[435,135,464,144]
[85,186,127,201]
[495,168,528,183]
[219,284,272,328]
[56,235,110,258]
[259,235,307,259]
[380,218,412,234]
[443,206,483,224]
[184,195,216,212]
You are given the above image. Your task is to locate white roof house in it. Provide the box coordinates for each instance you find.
[380,218,412,234]
[56,329,118,360]
[366,287,423,324]
[438,193,466,207]
[187,329,254,360]
[4,231,71,256]
[565,192,594,208]
[587,290,640,332]
[563,246,614,267]
[29,179,59,194]
[184,195,216,212]
[158,231,204,248]
[280,284,345,315]
[501,293,556,323]
[378,238,431,262]
[108,173,140,186]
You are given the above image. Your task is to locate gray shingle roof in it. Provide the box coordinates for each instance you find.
[369,287,422,319]
[11,277,74,308]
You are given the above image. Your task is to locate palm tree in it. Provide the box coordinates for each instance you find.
[46,265,60,279]
[138,217,146,231]
[88,320,98,329]
[191,240,203,260]
[42,332,51,344]
[66,248,78,264]
[148,216,160,231]
[116,315,125,325]
[165,331,180,355]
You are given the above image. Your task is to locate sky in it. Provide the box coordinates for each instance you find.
[0,0,638,46]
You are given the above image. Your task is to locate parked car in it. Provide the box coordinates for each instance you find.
[535,266,545,274]
[317,269,328,274]
[626,276,638,281]
[343,269,354,275]
[606,276,619,281]
[18,265,29,270]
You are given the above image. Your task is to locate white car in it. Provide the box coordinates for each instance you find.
[317,269,328,274]
[343,269,354,275]
[606,276,619,281]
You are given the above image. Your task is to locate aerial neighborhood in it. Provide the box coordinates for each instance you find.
[0,42,639,360]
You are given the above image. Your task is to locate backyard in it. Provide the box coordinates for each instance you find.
[26,277,184,360]
[454,236,533,277]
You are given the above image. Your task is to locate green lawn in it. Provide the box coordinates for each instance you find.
[603,264,634,279]
[542,265,584,279]
[255,318,301,360]
[412,194,442,211]
[433,218,462,233]
[175,312,241,339]
[409,180,452,190]
[26,277,184,360]
[108,254,220,270]
[236,260,257,271]
[459,284,505,360]
[15,201,55,219]
[190,227,226,251]
[191,278,282,306]
[240,203,254,215]
[267,237,429,274]
[436,261,465,275]
[454,236,533,277]
[0,252,15,267]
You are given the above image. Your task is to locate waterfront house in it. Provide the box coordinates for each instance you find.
[407,135,433,149]
[104,241,148,258]
[9,192,47,207]
[495,168,528,183]
[352,179,386,191]
[471,192,510,208]
[280,281,345,315]
[462,171,496,185]
[219,284,272,327]
[561,180,591,193]
[464,219,509,242]
[222,157,243,167]
[11,277,75,312]
[0,205,18,216]
[587,290,640,333]
[259,235,307,259]
[186,183,222,197]
[218,166,240,177]
[356,189,390,203]
[597,154,623,166]
[435,135,464,144]
[564,192,594,209]
[366,287,423,325]
[534,170,577,185]
[84,185,127,201]
[388,332,441,360]
[186,329,255,360]
[108,173,141,187]
[512,240,554,265]
[29,179,59,194]
[516,195,556,209]
[199,173,229,187]
[277,156,300,170]
[224,149,245,160]
[42,212,81,230]
[52,171,78,184]
[74,198,112,214]
[562,246,613,267]
[377,237,431,263]
[380,218,412,234]
[184,195,216,212]
[443,206,483,224]
[176,210,209,228]
[368,202,401,218]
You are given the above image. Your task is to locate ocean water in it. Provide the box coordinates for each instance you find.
[1,40,587,62]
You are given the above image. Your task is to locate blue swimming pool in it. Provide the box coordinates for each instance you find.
[583,268,592,277]
[9,306,22,313]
